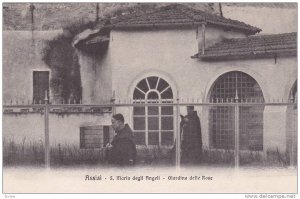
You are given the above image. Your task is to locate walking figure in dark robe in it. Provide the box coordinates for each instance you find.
[106,113,137,166]
[180,106,202,164]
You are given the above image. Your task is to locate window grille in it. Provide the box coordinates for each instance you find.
[210,71,264,151]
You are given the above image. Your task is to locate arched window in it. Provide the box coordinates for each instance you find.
[209,71,264,151]
[133,76,174,146]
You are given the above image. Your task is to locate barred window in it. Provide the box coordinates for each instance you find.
[209,71,264,151]
[133,76,174,146]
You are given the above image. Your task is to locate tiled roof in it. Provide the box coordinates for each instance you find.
[196,32,297,60]
[225,3,297,8]
[112,4,261,34]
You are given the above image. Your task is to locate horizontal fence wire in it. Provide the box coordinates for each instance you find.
[3,98,296,114]
[3,103,296,108]
[3,97,295,106]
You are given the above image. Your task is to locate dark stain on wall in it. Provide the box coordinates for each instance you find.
[42,21,97,103]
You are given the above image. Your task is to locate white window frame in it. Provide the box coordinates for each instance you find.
[132,76,174,147]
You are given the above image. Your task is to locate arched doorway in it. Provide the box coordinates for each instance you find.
[209,71,265,151]
[132,76,174,146]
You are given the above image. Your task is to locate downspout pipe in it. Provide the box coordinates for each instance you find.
[197,23,206,56]
[201,23,206,55]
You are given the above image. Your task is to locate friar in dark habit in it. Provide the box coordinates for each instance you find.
[180,106,202,164]
[105,113,136,166]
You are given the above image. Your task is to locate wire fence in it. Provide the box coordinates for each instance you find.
[3,95,297,168]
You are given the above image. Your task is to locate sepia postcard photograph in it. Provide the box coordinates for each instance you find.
[1,1,298,197]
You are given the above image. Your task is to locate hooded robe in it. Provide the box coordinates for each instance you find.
[107,124,137,166]
[180,111,202,163]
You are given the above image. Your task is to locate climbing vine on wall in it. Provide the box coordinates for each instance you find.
[42,21,96,103]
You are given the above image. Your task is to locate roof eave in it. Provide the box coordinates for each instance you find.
[196,49,297,61]
[111,21,261,34]
[205,20,261,34]
[111,22,206,29]
[111,22,261,35]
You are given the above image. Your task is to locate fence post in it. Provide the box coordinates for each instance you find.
[290,103,294,167]
[234,90,240,169]
[175,92,181,171]
[234,104,240,169]
[44,90,50,169]
[111,91,116,115]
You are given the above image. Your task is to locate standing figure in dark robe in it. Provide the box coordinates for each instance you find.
[106,113,137,166]
[180,106,202,164]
